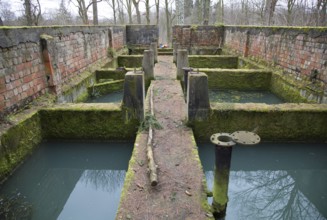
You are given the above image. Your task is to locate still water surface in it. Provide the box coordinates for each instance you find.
[209,90,284,104]
[87,91,123,103]
[0,140,133,220]
[199,142,327,220]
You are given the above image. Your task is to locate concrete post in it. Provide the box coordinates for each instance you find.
[173,42,179,64]
[187,72,210,121]
[177,49,189,80]
[212,145,232,219]
[150,42,158,63]
[142,50,154,88]
[122,71,145,121]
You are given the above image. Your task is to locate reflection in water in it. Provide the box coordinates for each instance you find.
[0,141,133,220]
[86,91,123,103]
[199,142,327,220]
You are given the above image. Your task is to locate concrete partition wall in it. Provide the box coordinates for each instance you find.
[126,25,159,54]
[191,103,327,142]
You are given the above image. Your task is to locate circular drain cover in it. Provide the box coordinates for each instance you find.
[231,131,261,145]
[210,133,236,147]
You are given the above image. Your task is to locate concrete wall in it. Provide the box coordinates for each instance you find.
[126,25,159,46]
[224,26,327,82]
[0,26,125,116]
[173,25,224,50]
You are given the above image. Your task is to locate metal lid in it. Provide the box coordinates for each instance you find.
[210,133,236,147]
[230,131,261,145]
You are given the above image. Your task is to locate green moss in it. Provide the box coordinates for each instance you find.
[96,69,127,81]
[39,104,139,140]
[199,69,272,90]
[0,112,42,182]
[117,55,143,68]
[191,103,327,142]
[88,79,124,97]
[189,56,238,69]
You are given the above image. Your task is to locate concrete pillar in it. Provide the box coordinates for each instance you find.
[122,71,145,121]
[187,72,210,121]
[150,42,158,63]
[212,145,232,219]
[142,50,154,88]
[177,49,189,80]
[173,42,180,64]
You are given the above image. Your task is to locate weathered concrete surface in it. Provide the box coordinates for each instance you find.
[122,71,145,121]
[187,72,210,121]
[142,50,154,87]
[117,56,211,219]
[177,49,189,80]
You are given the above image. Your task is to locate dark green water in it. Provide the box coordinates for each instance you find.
[209,90,284,104]
[198,142,327,220]
[87,91,123,103]
[0,141,133,220]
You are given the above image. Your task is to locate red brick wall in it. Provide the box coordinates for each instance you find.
[224,26,327,82]
[0,26,126,116]
[173,25,224,48]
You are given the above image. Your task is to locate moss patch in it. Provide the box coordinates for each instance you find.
[0,112,42,182]
[117,55,143,68]
[199,69,272,90]
[189,55,238,69]
[191,103,327,142]
[88,80,124,97]
[39,104,139,140]
[96,69,127,81]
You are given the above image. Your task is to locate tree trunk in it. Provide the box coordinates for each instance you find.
[165,0,171,45]
[203,0,210,25]
[117,0,124,24]
[145,0,150,24]
[113,0,117,24]
[0,17,3,26]
[155,0,160,25]
[264,0,278,25]
[93,0,98,25]
[24,0,33,26]
[132,0,141,24]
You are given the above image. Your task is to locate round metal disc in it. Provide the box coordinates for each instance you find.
[231,131,261,145]
[210,133,236,147]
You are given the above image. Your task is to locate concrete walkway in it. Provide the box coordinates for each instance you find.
[117,56,210,220]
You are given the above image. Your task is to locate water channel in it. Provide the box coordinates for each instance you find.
[0,140,132,220]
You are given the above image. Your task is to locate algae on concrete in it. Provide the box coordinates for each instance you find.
[189,55,238,69]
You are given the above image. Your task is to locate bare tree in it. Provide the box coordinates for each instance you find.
[105,0,117,24]
[0,1,16,26]
[121,0,133,24]
[116,0,125,24]
[69,0,102,25]
[164,0,175,46]
[203,0,210,25]
[184,0,193,24]
[215,0,224,24]
[22,0,41,26]
[155,0,160,25]
[316,0,327,26]
[286,0,296,25]
[264,0,278,25]
[132,0,141,24]
[92,0,98,25]
[145,0,150,24]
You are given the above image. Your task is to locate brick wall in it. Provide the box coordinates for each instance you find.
[0,26,126,116]
[224,26,327,82]
[173,25,224,49]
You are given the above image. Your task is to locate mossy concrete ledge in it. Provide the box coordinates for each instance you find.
[88,80,124,97]
[0,111,42,182]
[39,104,139,140]
[199,69,272,90]
[189,55,238,69]
[191,103,327,142]
[96,68,127,81]
[117,55,143,68]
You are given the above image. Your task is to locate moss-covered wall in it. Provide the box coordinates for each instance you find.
[199,69,272,90]
[88,80,124,97]
[96,69,127,81]
[191,103,327,142]
[189,56,238,68]
[0,111,42,182]
[39,104,139,140]
[117,55,143,68]
[271,72,323,103]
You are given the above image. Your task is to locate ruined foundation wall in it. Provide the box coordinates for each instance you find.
[224,26,327,81]
[173,25,224,50]
[0,26,126,116]
[126,25,159,47]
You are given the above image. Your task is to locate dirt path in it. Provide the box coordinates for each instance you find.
[117,56,210,220]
